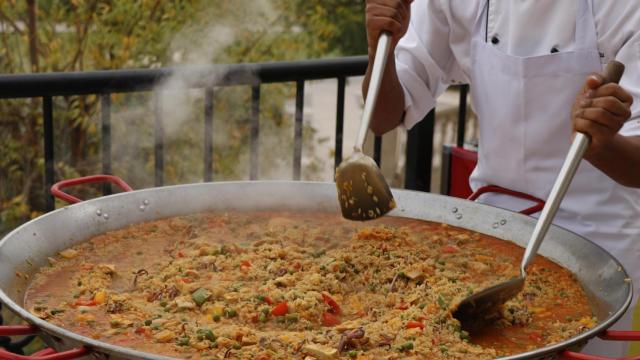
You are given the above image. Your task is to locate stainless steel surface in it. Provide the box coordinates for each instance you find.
[355,32,390,151]
[336,32,394,221]
[521,132,589,272]
[0,181,633,359]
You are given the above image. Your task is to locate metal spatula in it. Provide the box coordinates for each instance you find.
[335,33,396,221]
[453,60,626,326]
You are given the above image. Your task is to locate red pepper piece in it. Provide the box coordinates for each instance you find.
[263,296,274,305]
[241,260,252,268]
[322,311,341,327]
[406,321,425,330]
[271,302,288,316]
[322,293,341,315]
[528,332,544,342]
[74,299,97,306]
[441,245,460,254]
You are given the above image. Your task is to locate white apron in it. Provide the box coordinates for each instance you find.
[468,0,640,356]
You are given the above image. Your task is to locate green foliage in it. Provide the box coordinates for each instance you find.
[276,0,367,57]
[0,0,367,235]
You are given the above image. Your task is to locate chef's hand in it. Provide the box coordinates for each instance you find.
[365,0,413,53]
[572,74,633,156]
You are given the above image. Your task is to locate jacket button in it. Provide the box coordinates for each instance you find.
[491,36,500,45]
[551,46,559,53]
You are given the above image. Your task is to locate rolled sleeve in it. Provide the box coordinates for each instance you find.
[394,0,470,130]
[396,56,437,129]
[612,22,640,136]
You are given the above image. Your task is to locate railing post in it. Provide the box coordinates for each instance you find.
[204,88,214,182]
[405,109,435,191]
[293,80,304,180]
[334,76,346,174]
[43,96,54,211]
[153,91,164,187]
[373,136,382,166]
[100,94,112,195]
[457,84,469,147]
[250,85,260,180]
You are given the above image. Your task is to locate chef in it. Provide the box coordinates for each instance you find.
[364,0,640,356]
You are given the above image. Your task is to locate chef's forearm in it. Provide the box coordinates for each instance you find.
[362,55,405,136]
[586,134,640,188]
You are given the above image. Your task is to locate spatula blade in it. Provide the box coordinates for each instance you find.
[453,277,525,325]
[335,151,395,221]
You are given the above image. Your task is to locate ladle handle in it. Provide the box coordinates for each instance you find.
[355,32,392,151]
[520,60,625,273]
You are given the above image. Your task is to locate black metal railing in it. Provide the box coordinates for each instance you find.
[0,56,469,212]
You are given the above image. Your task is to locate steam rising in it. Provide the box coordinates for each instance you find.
[110,1,326,187]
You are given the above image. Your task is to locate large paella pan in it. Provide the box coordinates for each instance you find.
[0,179,636,359]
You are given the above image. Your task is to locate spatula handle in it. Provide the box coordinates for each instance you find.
[355,32,392,151]
[520,61,625,273]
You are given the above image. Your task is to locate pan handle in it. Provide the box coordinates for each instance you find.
[0,325,38,336]
[0,347,89,360]
[559,330,640,360]
[51,175,133,204]
[597,330,640,341]
[0,325,89,359]
[467,185,545,215]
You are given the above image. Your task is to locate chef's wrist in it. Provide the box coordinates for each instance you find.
[585,133,619,161]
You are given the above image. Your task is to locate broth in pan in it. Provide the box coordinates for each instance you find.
[25,211,594,359]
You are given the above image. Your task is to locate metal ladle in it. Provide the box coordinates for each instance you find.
[453,60,626,326]
[335,32,395,221]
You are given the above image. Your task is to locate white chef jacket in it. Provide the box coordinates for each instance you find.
[395,1,640,357]
[397,0,640,137]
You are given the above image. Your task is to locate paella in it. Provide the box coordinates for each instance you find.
[23,211,595,359]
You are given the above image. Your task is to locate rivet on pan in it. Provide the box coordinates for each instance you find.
[103,213,110,220]
[455,214,463,220]
[451,207,458,213]
[492,222,499,228]
[143,199,150,205]
[96,209,102,216]
[500,219,507,225]
[139,205,146,212]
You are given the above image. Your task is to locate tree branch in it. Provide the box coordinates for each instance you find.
[26,0,38,72]
[65,0,98,71]
[0,8,23,35]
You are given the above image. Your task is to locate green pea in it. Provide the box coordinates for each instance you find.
[196,328,216,342]
[177,336,190,346]
[191,288,210,306]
